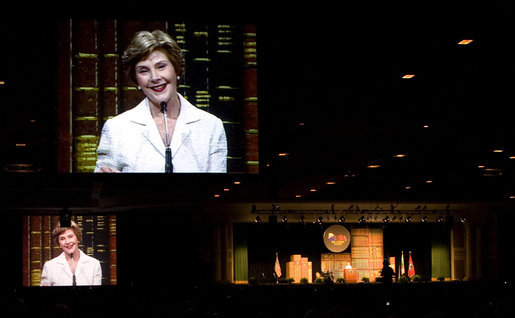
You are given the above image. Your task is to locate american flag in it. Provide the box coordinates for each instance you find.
[274,252,282,278]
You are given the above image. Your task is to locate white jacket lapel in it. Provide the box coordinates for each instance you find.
[56,253,73,280]
[127,99,166,158]
[171,95,199,158]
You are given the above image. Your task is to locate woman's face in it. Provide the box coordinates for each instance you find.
[58,229,79,256]
[135,49,178,108]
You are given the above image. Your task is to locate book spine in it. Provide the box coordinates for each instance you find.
[109,215,117,285]
[22,215,30,286]
[29,216,43,286]
[72,19,100,172]
[242,24,259,173]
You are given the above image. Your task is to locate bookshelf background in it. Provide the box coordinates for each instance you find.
[22,214,117,286]
[57,19,258,173]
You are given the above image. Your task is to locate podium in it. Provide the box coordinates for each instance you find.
[344,268,358,283]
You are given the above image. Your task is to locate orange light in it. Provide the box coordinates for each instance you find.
[493,149,504,153]
[402,74,415,79]
[394,154,407,158]
[310,189,317,192]
[458,39,473,45]
[367,164,381,169]
[233,181,241,185]
[223,188,230,192]
[213,194,221,198]
[278,153,289,157]
[295,194,302,198]
[326,181,336,185]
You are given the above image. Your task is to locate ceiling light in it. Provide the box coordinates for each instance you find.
[394,154,407,158]
[458,39,473,45]
[493,149,504,153]
[310,188,317,192]
[338,216,345,223]
[402,74,415,79]
[281,216,288,223]
[295,194,302,198]
[255,216,262,223]
[367,164,381,169]
[233,181,241,185]
[278,153,289,157]
[421,216,428,223]
[326,181,336,185]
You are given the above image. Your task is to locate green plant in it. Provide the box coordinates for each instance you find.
[287,278,294,283]
[336,278,345,284]
[248,276,257,284]
[398,275,409,283]
[314,277,324,284]
[411,274,422,282]
[362,277,370,283]
[300,277,309,284]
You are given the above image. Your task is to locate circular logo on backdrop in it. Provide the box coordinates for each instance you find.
[323,225,351,253]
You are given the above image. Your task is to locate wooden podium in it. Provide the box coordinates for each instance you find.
[344,268,358,283]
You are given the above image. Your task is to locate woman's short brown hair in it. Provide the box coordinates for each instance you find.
[52,220,82,246]
[122,30,184,84]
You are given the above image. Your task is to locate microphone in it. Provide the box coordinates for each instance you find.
[70,252,76,286]
[160,101,173,173]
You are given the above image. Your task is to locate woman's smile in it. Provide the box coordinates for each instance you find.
[150,83,167,92]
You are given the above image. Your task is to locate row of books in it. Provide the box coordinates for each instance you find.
[285,254,313,283]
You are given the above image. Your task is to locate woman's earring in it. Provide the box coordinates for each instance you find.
[137,86,142,91]
[177,76,181,81]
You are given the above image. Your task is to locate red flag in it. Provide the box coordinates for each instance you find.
[274,253,282,278]
[408,251,415,278]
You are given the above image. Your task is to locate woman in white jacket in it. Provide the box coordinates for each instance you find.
[95,30,227,173]
[40,221,101,286]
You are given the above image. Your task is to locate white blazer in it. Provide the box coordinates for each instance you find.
[40,250,102,286]
[94,94,227,173]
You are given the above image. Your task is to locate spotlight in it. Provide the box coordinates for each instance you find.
[255,216,262,223]
[299,216,305,224]
[338,216,345,223]
[459,216,467,223]
[359,216,366,223]
[437,216,444,223]
[421,216,428,223]
[281,216,288,223]
[405,216,412,223]
[383,216,390,223]
[315,216,323,224]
